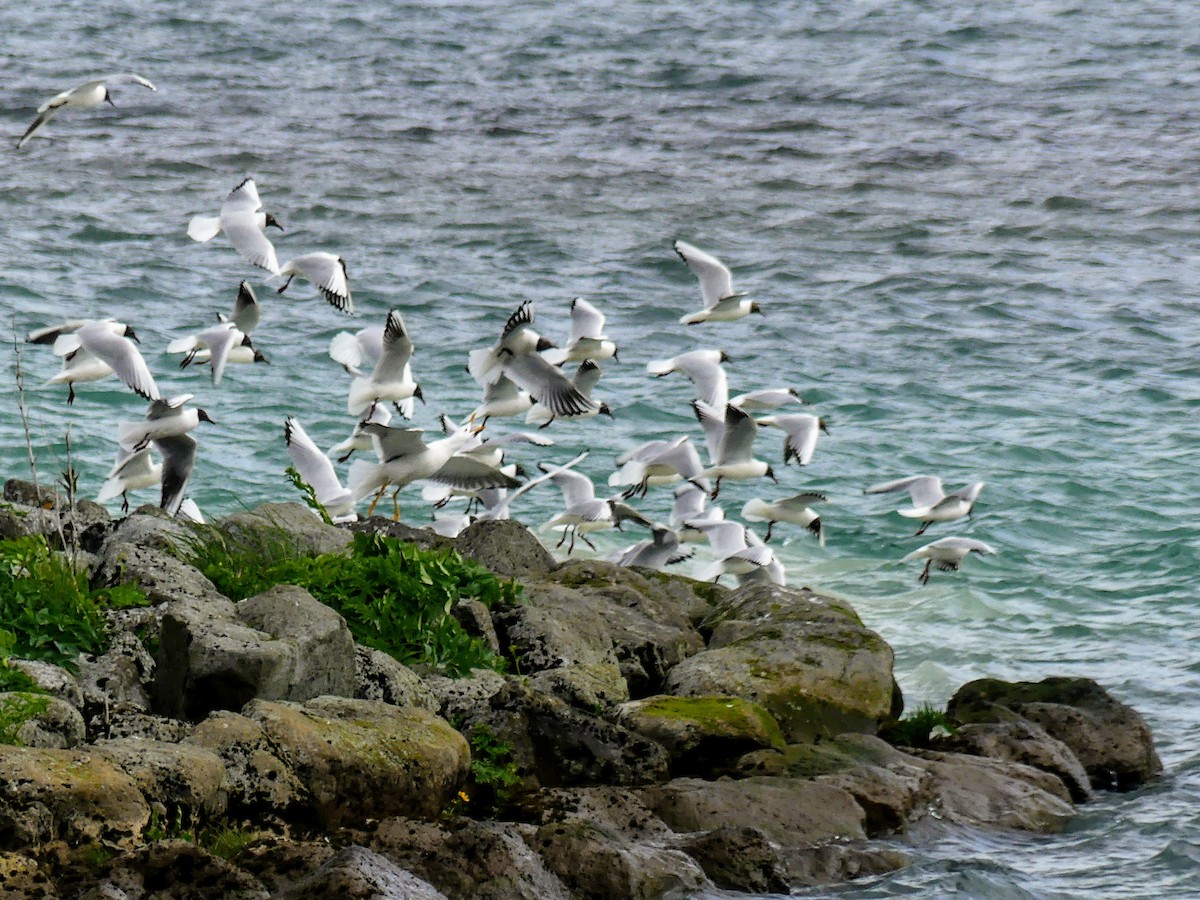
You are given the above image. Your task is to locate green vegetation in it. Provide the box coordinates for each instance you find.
[285,466,333,525]
[187,529,521,677]
[447,724,522,818]
[199,826,259,860]
[0,692,52,745]
[880,703,956,749]
[0,535,147,673]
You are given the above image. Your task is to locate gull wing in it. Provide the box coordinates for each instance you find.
[674,240,736,308]
[371,310,414,381]
[568,297,606,343]
[197,323,241,387]
[865,474,943,507]
[221,177,263,215]
[222,211,280,274]
[362,423,428,462]
[281,253,352,313]
[432,456,521,491]
[691,400,725,465]
[156,434,197,517]
[231,281,261,333]
[78,323,159,400]
[95,73,157,92]
[675,350,729,409]
[716,405,759,465]
[539,463,597,507]
[285,417,349,506]
[502,351,598,418]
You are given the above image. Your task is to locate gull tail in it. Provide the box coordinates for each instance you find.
[646,357,676,377]
[187,215,222,243]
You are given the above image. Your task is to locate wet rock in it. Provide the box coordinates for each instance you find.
[221,502,353,557]
[93,738,228,822]
[372,817,571,900]
[785,844,908,888]
[274,845,449,900]
[667,583,896,741]
[354,646,438,710]
[616,694,785,777]
[947,676,1162,790]
[454,519,556,579]
[0,745,149,848]
[244,697,470,828]
[676,825,792,895]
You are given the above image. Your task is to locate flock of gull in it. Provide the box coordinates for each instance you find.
[17,73,997,587]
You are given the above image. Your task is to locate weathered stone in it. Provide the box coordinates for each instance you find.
[425,669,510,723]
[527,663,629,709]
[934,719,1093,802]
[455,519,556,579]
[0,851,57,898]
[354,646,438,711]
[77,631,156,719]
[530,820,712,900]
[9,660,84,709]
[372,818,572,900]
[349,518,454,553]
[235,584,356,701]
[244,697,470,828]
[105,509,198,554]
[641,776,867,845]
[0,507,30,541]
[494,583,620,673]
[616,694,785,776]
[907,748,1075,832]
[3,491,112,553]
[0,745,150,848]
[234,836,336,895]
[185,712,308,824]
[221,502,353,557]
[4,480,64,509]
[947,677,1162,790]
[274,845,450,900]
[90,840,269,899]
[513,786,676,843]
[677,826,792,895]
[667,583,895,741]
[2,694,86,749]
[545,561,710,696]
[93,738,228,821]
[451,598,501,654]
[94,540,222,605]
[785,844,908,889]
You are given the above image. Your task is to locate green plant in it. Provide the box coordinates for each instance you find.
[186,529,521,677]
[0,693,51,745]
[285,466,333,525]
[0,536,148,671]
[198,826,258,860]
[880,703,956,749]
[460,724,522,818]
[145,806,193,843]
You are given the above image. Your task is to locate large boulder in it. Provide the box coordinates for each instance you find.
[81,840,269,899]
[454,520,556,580]
[947,677,1162,790]
[274,846,449,900]
[92,540,220,606]
[675,826,792,895]
[0,694,86,749]
[221,502,352,557]
[666,584,896,741]
[243,697,470,828]
[354,646,438,711]
[93,739,229,823]
[0,745,150,848]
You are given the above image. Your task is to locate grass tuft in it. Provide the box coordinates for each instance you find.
[879,703,956,749]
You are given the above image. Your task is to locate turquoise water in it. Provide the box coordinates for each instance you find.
[4,2,1200,894]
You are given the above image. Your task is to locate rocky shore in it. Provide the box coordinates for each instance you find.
[0,482,1162,898]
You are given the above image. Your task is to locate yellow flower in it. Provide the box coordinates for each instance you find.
[457,791,470,803]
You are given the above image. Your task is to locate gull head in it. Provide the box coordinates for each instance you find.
[598,402,614,419]
[104,89,116,108]
[750,301,765,317]
[766,465,778,483]
[253,349,269,364]
[264,213,284,231]
[719,351,732,363]
[198,409,216,425]
[819,417,830,434]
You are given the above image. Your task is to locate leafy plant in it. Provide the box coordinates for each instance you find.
[880,703,956,749]
[198,826,258,860]
[0,693,51,745]
[186,529,521,677]
[285,466,333,525]
[444,724,522,819]
[0,536,148,671]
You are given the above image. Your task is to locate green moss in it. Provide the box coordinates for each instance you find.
[634,695,787,748]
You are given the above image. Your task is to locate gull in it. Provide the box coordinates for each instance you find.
[348,309,422,416]
[285,417,356,523]
[470,302,597,422]
[646,349,730,409]
[474,452,588,524]
[608,435,707,498]
[217,281,262,335]
[178,498,205,524]
[17,73,156,149]
[157,434,198,518]
[865,475,986,536]
[738,528,787,586]
[524,359,612,427]
[742,493,828,544]
[469,374,533,425]
[673,240,761,325]
[27,317,133,346]
[671,481,725,543]
[167,322,266,386]
[330,325,383,377]
[49,320,158,404]
[902,537,996,585]
[348,422,518,519]
[421,426,553,510]
[539,462,651,554]
[693,401,776,498]
[96,446,161,513]
[610,525,693,571]
[730,388,805,411]
[276,252,352,314]
[118,394,213,452]
[187,177,284,275]
[692,520,777,583]
[328,402,392,463]
[757,413,829,466]
[542,298,618,366]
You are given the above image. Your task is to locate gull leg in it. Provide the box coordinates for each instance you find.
[918,560,931,585]
[538,416,555,430]
[276,275,295,294]
[915,521,929,536]
[710,478,722,500]
[67,384,76,405]
[764,522,774,542]
[580,533,596,551]
[391,487,402,521]
[556,529,569,549]
[121,493,130,514]
[367,484,387,517]
[567,528,577,555]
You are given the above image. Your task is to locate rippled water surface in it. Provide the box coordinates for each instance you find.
[4,2,1200,895]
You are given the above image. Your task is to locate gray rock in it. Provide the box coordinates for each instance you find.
[3,479,64,508]
[513,786,676,843]
[0,506,30,541]
[222,502,352,557]
[667,583,896,741]
[493,583,620,673]
[425,669,509,723]
[785,844,909,889]
[354,646,438,710]
[91,840,269,899]
[100,709,191,743]
[94,540,222,605]
[78,631,156,720]
[106,510,199,554]
[530,820,712,900]
[274,845,450,900]
[93,738,229,822]
[947,676,1162,791]
[236,584,356,700]
[234,836,337,895]
[676,826,792,895]
[451,598,502,654]
[455,519,556,579]
[527,664,629,710]
[372,818,572,900]
[3,694,86,749]
[934,719,1094,802]
[9,659,84,709]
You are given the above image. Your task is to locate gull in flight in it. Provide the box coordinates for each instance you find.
[469,301,598,423]
[671,481,725,543]
[610,524,693,571]
[691,520,778,584]
[646,349,730,409]
[730,388,805,411]
[118,394,213,452]
[188,178,284,275]
[48,320,158,404]
[902,537,996,585]
[331,326,418,420]
[539,462,651,554]
[96,446,161,513]
[673,240,761,325]
[542,297,618,366]
[757,413,829,467]
[217,281,262,335]
[276,252,353,314]
[17,73,156,149]
[468,374,533,425]
[742,492,828,544]
[608,435,707,498]
[167,322,267,386]
[157,434,198,518]
[348,309,422,416]
[693,401,776,498]
[524,359,612,427]
[285,417,356,523]
[865,475,985,536]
